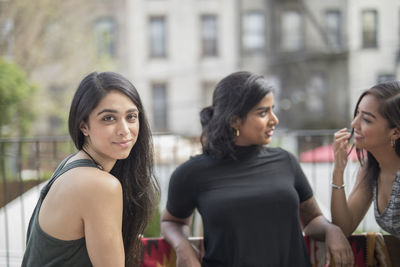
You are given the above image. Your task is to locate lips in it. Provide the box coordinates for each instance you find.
[113,140,133,147]
[265,128,275,137]
[353,132,364,142]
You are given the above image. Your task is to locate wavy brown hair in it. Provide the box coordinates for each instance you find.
[69,71,159,266]
[351,81,400,188]
[200,71,273,159]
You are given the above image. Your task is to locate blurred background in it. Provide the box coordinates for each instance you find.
[1,0,400,265]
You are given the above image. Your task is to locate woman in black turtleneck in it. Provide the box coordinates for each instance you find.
[161,71,353,267]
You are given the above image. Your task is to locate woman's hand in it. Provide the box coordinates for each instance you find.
[324,224,354,267]
[175,247,201,267]
[333,128,351,171]
[300,198,354,266]
[161,210,201,267]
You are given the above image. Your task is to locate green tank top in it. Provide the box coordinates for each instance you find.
[22,155,100,267]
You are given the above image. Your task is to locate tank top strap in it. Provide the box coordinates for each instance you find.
[40,156,101,198]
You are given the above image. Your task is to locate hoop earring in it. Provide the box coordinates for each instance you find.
[235,129,240,137]
[392,139,396,148]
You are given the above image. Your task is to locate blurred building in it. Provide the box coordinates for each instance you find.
[2,0,400,136]
[125,0,239,135]
[239,0,349,130]
[120,0,400,135]
[347,1,400,109]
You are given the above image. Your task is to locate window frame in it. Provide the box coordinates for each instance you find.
[361,9,378,49]
[149,16,167,58]
[93,17,117,58]
[152,82,168,131]
[324,9,342,49]
[200,14,218,57]
[242,10,265,54]
[281,9,304,52]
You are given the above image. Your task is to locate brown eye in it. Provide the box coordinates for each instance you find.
[102,115,115,121]
[362,117,371,123]
[127,113,138,121]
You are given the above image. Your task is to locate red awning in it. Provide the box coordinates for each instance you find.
[299,144,359,163]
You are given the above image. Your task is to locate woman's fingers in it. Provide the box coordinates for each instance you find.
[326,246,355,267]
[333,129,352,170]
[333,130,351,154]
[334,130,351,142]
[325,249,331,266]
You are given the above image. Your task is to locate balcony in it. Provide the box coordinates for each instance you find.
[0,131,397,266]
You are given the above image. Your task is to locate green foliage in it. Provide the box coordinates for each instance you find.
[0,58,37,137]
[144,207,161,237]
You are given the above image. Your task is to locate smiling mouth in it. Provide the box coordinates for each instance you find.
[353,132,363,138]
[353,134,364,141]
[265,129,274,137]
[113,140,132,146]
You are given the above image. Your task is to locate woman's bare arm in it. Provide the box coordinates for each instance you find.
[161,210,201,267]
[300,196,354,267]
[81,171,125,267]
[331,129,372,236]
[331,166,372,236]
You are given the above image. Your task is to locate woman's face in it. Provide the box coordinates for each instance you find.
[80,90,140,162]
[232,92,279,146]
[351,94,396,152]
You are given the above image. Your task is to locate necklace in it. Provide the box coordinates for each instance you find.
[82,149,104,170]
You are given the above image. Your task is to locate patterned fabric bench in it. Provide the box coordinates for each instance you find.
[140,234,400,267]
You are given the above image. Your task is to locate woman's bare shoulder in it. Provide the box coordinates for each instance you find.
[75,167,121,194]
[56,167,123,208]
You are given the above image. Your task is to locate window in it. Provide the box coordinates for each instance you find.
[281,10,303,51]
[1,19,13,58]
[152,83,168,131]
[242,11,265,53]
[93,17,116,58]
[325,10,342,49]
[201,81,216,107]
[362,10,378,48]
[306,75,326,113]
[377,74,395,83]
[149,16,167,58]
[201,15,218,57]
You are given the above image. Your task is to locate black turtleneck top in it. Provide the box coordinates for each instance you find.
[166,146,313,267]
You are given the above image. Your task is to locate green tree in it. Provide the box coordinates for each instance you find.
[144,207,161,237]
[0,58,37,137]
[0,0,121,135]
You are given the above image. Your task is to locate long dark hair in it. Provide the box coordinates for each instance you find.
[68,71,159,266]
[200,71,273,159]
[352,81,400,187]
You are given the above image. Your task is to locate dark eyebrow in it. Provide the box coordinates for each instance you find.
[361,111,376,119]
[255,106,274,112]
[97,108,139,116]
[126,108,139,114]
[97,109,117,116]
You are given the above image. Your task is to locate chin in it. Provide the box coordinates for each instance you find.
[263,138,272,145]
[353,141,364,150]
[114,150,132,160]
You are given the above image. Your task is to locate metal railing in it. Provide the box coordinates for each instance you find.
[0,130,378,267]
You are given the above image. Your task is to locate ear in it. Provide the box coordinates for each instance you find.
[80,121,89,136]
[230,115,242,129]
[392,128,400,140]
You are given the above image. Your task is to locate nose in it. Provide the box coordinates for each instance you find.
[117,119,130,136]
[351,114,359,129]
[269,111,279,126]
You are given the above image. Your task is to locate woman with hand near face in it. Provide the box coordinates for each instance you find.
[331,81,400,239]
[22,72,159,267]
[161,71,353,267]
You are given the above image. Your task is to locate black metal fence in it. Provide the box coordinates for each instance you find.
[1,130,371,267]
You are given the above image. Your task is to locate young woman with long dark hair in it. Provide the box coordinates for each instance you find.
[331,81,400,239]
[161,71,353,267]
[22,71,159,266]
